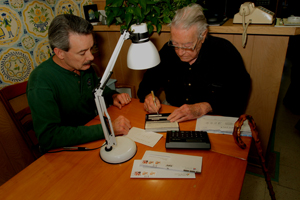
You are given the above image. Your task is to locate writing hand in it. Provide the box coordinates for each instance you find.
[112,115,131,135]
[112,93,131,109]
[167,102,212,122]
[144,93,161,113]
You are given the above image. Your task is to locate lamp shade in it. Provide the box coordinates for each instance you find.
[127,23,160,70]
[127,41,160,70]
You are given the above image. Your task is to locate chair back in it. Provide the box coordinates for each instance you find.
[115,83,136,98]
[0,81,41,159]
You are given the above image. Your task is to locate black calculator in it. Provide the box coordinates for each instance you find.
[166,131,211,150]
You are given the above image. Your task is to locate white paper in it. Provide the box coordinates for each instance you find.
[130,160,195,178]
[141,150,202,173]
[126,127,163,147]
[195,115,252,137]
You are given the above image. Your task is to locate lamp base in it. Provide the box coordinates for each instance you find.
[100,136,137,164]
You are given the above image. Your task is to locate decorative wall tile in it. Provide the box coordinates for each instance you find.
[0,47,33,84]
[0,5,22,47]
[23,1,54,38]
[0,0,95,89]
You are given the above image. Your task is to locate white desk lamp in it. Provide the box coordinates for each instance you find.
[94,23,160,164]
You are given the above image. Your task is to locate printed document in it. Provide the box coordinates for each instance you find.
[195,115,252,137]
[140,150,202,173]
[130,160,195,178]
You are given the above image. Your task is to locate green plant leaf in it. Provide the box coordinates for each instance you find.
[94,11,100,19]
[116,17,123,24]
[153,6,160,15]
[169,10,175,19]
[150,16,157,25]
[125,13,133,27]
[117,8,126,17]
[106,0,196,35]
[121,25,128,31]
[106,0,114,6]
[126,6,135,14]
[139,0,147,11]
[145,12,154,21]
[147,22,154,35]
[146,0,157,5]
[165,0,171,8]
[128,0,138,6]
[162,8,170,16]
[106,14,115,26]
[105,7,112,16]
[144,6,151,15]
[156,23,162,34]
[111,7,121,16]
[111,0,124,7]
[133,6,142,18]
[163,16,171,23]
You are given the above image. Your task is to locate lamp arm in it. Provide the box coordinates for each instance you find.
[99,30,130,89]
[94,30,130,150]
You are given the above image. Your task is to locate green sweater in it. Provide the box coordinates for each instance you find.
[27,56,117,153]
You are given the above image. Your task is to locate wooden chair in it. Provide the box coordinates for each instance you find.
[0,81,41,159]
[115,83,136,98]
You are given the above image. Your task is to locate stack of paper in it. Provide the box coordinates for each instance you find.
[195,115,252,137]
[130,151,202,179]
[144,113,179,132]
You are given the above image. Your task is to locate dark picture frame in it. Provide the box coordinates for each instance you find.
[83,4,98,23]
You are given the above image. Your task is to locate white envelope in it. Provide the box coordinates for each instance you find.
[140,150,203,173]
[131,160,195,178]
[126,127,163,147]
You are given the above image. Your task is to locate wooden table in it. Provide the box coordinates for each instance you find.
[0,99,251,200]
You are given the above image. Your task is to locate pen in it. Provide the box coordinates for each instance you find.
[151,90,159,115]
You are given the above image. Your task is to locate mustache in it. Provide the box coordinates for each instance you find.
[83,61,93,65]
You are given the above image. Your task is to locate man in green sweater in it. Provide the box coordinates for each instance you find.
[27,14,132,153]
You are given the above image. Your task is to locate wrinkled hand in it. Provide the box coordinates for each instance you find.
[144,93,161,113]
[167,102,212,122]
[112,93,131,109]
[112,115,131,136]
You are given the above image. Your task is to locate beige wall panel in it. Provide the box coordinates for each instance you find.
[93,32,110,77]
[151,32,171,51]
[115,39,131,84]
[246,35,288,151]
[93,0,106,10]
[233,35,255,73]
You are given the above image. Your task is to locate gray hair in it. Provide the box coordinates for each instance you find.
[48,14,93,51]
[169,3,208,39]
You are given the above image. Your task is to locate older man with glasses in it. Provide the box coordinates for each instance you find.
[137,3,250,122]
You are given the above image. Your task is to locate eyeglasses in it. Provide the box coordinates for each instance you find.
[167,38,199,51]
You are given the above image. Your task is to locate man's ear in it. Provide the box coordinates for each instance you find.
[53,48,65,60]
[201,29,208,43]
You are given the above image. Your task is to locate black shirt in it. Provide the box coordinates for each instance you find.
[137,35,251,117]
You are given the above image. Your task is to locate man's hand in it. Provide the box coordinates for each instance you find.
[144,93,161,113]
[167,102,212,122]
[112,93,131,109]
[112,115,131,135]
